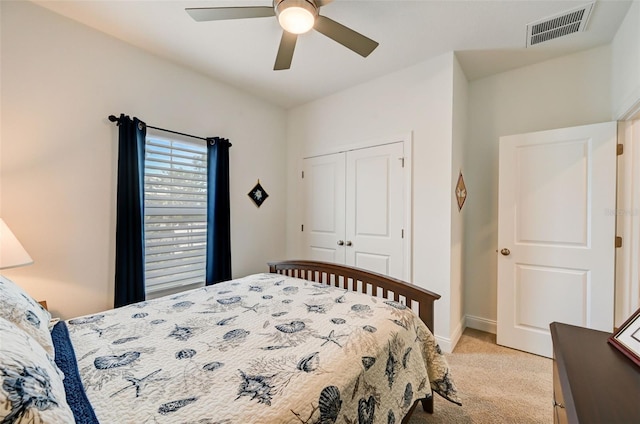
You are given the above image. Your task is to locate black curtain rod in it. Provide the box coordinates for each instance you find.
[108,115,208,142]
[147,124,209,142]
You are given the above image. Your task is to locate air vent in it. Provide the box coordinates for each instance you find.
[526,2,594,47]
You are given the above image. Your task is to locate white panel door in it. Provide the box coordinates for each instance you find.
[345,143,405,279]
[497,122,617,358]
[302,153,346,263]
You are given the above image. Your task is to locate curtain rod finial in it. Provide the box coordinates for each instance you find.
[108,115,118,122]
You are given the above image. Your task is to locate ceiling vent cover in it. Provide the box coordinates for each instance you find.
[526,2,594,47]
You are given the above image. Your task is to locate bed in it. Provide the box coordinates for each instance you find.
[0,260,460,424]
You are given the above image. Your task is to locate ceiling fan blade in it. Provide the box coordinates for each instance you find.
[315,0,334,6]
[186,7,275,22]
[314,15,378,58]
[274,31,298,71]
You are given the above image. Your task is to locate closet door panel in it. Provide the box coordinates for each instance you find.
[346,143,404,279]
[302,153,346,264]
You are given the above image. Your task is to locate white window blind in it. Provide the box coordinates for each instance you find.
[144,136,207,294]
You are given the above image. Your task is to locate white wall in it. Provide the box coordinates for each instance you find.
[450,55,468,344]
[0,1,287,319]
[464,46,613,331]
[286,53,462,349]
[612,0,640,120]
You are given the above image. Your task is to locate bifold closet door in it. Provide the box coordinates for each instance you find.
[302,142,405,279]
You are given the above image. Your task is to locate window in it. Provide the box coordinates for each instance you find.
[144,135,207,295]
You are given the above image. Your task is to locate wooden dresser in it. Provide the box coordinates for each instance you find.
[550,322,640,423]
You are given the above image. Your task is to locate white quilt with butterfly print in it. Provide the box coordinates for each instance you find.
[65,273,460,423]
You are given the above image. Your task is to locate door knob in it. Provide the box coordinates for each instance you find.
[337,240,345,246]
[346,241,353,247]
[500,248,511,256]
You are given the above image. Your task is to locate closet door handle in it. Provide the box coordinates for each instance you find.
[346,241,353,247]
[337,240,345,246]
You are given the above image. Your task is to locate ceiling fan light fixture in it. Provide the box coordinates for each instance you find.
[276,0,317,34]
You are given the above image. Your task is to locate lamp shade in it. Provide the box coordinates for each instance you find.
[0,218,33,269]
[276,0,317,34]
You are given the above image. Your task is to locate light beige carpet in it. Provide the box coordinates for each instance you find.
[408,328,553,423]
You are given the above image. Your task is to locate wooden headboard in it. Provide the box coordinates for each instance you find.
[268,260,440,333]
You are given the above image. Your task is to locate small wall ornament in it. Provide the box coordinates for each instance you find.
[248,180,269,207]
[455,171,467,211]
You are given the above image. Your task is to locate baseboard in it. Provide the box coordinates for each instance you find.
[434,316,495,352]
[435,319,464,353]
[465,314,497,334]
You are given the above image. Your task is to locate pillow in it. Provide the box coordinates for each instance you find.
[0,317,75,423]
[0,275,54,355]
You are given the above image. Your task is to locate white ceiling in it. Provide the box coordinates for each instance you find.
[32,0,633,109]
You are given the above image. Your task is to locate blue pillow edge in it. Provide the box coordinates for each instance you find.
[52,321,100,424]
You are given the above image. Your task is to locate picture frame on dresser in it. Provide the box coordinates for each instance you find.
[608,306,640,367]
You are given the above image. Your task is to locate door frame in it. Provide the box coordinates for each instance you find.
[616,99,640,325]
[299,132,414,282]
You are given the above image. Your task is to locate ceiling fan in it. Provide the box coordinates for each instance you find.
[186,0,379,70]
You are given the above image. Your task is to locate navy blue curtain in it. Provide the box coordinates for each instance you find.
[114,114,146,307]
[205,137,232,285]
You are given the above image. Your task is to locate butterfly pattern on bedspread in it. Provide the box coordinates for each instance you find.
[64,273,460,423]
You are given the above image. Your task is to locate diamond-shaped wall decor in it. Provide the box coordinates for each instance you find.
[456,171,467,211]
[248,180,269,207]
